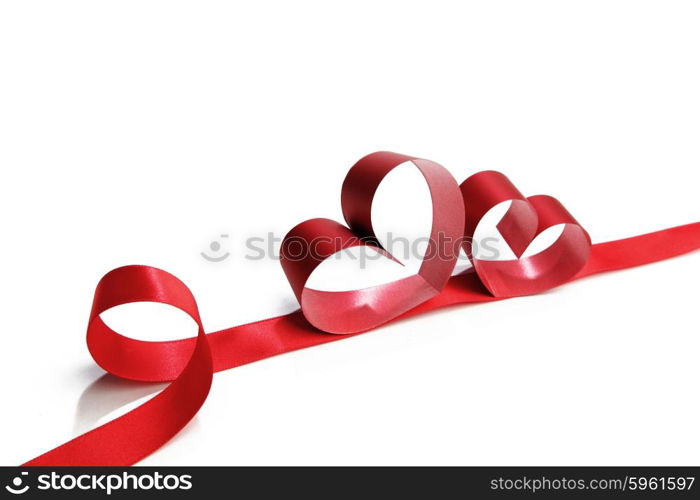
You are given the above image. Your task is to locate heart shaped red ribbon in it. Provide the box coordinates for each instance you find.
[460,170,592,297]
[281,152,465,334]
[22,152,700,466]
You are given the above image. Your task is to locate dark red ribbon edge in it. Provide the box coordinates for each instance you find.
[20,222,700,466]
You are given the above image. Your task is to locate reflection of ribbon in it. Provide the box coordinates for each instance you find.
[24,152,700,465]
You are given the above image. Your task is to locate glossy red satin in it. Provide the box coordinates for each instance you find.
[281,152,465,333]
[460,170,592,297]
[26,266,213,466]
[21,152,700,466]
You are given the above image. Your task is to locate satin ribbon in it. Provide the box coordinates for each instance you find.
[23,152,700,466]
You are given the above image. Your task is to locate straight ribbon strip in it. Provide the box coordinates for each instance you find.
[22,152,700,466]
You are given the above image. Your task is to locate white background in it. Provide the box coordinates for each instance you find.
[1,1,699,465]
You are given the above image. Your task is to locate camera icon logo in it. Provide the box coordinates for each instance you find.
[5,472,29,495]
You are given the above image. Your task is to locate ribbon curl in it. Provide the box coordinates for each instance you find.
[23,152,700,466]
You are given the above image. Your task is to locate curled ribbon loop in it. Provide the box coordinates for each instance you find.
[460,171,592,297]
[26,266,213,466]
[281,151,465,334]
[20,152,700,466]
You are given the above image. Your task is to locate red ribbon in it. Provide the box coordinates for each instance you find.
[23,152,700,466]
